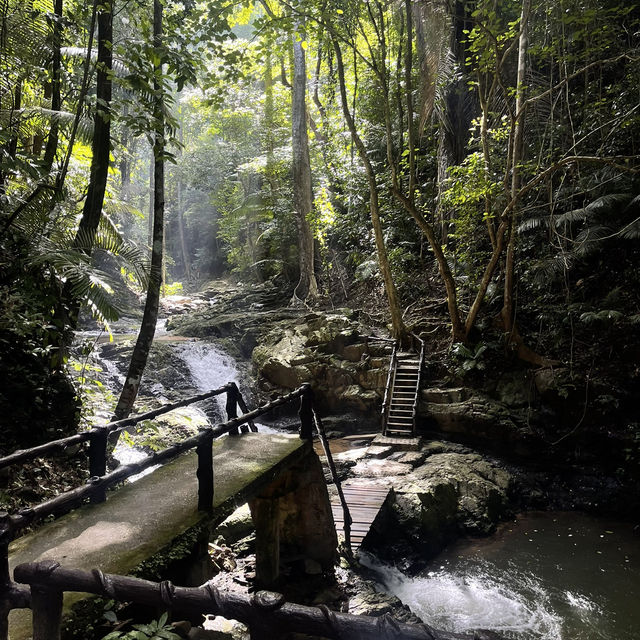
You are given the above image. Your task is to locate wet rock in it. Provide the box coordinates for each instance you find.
[215,504,253,545]
[351,458,412,477]
[365,445,393,459]
[346,584,420,623]
[393,451,427,467]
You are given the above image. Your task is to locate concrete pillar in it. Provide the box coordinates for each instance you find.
[249,446,336,587]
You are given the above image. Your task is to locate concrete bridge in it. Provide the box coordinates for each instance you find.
[8,432,336,640]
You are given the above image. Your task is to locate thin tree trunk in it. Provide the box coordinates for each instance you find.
[501,0,530,335]
[291,26,318,304]
[332,37,407,342]
[113,0,164,422]
[43,0,63,172]
[176,119,190,280]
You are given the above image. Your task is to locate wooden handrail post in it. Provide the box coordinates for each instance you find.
[236,386,257,433]
[88,426,108,503]
[226,384,239,436]
[196,430,215,512]
[298,384,314,441]
[0,513,10,640]
[31,581,63,640]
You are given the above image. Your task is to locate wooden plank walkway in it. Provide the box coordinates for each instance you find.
[331,483,391,552]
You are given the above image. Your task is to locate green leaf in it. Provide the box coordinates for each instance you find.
[103,610,119,623]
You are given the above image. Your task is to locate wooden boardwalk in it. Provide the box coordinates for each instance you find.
[331,483,391,552]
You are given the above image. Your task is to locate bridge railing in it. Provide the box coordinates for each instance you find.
[12,560,477,640]
[0,383,316,637]
[0,384,314,542]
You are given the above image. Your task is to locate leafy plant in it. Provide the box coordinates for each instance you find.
[449,341,493,377]
[101,612,181,640]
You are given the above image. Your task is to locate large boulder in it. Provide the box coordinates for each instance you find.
[359,445,513,565]
[419,390,538,456]
[252,312,389,412]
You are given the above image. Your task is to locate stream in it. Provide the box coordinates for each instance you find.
[361,511,638,640]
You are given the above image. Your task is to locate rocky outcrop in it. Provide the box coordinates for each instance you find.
[333,440,513,569]
[251,310,389,412]
[418,387,539,456]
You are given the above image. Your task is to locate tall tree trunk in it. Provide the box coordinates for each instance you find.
[501,0,530,335]
[0,81,21,193]
[176,119,190,280]
[290,27,318,304]
[73,0,112,248]
[384,6,463,341]
[113,0,164,422]
[148,149,154,246]
[264,50,278,200]
[332,37,407,343]
[43,0,63,172]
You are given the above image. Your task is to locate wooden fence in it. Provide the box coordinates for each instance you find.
[12,561,496,640]
[0,382,317,640]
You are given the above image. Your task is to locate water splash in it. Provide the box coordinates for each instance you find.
[360,553,563,639]
[177,340,240,392]
[175,340,283,433]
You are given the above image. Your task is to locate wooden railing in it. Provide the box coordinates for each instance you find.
[12,561,491,640]
[411,333,426,435]
[380,340,398,436]
[0,382,318,640]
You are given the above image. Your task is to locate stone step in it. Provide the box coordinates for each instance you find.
[421,387,470,404]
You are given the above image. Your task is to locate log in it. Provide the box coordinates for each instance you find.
[13,562,496,640]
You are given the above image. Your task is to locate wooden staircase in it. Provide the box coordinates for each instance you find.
[382,340,424,437]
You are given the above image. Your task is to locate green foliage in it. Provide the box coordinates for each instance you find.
[449,341,495,377]
[101,611,181,640]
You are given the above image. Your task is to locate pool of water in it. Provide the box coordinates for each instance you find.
[362,511,638,639]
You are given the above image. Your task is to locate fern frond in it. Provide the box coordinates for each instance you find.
[61,46,130,76]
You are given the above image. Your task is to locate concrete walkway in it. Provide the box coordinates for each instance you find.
[9,433,307,640]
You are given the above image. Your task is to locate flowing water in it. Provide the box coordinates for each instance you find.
[96,320,284,474]
[361,511,639,640]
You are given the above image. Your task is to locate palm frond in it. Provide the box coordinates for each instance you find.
[518,216,547,232]
[530,253,574,285]
[619,217,640,240]
[623,194,640,215]
[585,193,634,217]
[573,224,614,257]
[61,46,130,76]
[553,208,588,227]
